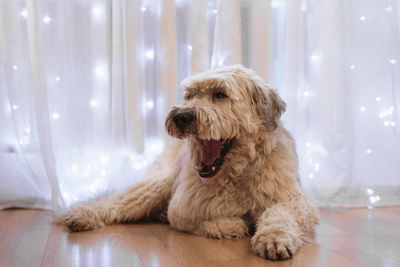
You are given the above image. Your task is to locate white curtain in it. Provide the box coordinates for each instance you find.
[0,0,399,211]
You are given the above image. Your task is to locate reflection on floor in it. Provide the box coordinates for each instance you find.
[0,207,399,266]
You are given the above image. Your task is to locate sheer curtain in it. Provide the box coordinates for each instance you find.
[0,0,399,211]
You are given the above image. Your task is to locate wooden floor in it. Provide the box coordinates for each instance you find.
[0,207,399,267]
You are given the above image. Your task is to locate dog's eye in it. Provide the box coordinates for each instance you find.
[213,92,228,99]
[185,93,195,100]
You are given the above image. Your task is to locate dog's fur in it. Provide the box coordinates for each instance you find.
[64,65,319,261]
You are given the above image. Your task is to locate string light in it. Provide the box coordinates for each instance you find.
[43,15,52,24]
[187,45,193,51]
[213,9,218,14]
[13,65,18,70]
[365,149,372,154]
[270,1,282,8]
[375,97,381,102]
[12,105,18,110]
[90,99,98,107]
[146,100,154,109]
[20,9,28,18]
[91,7,103,17]
[384,121,389,126]
[360,106,366,112]
[55,76,60,81]
[390,59,396,64]
[359,16,366,21]
[310,54,320,61]
[218,60,224,66]
[350,64,355,69]
[385,6,392,12]
[52,112,60,120]
[141,6,147,12]
[303,91,310,96]
[145,50,154,60]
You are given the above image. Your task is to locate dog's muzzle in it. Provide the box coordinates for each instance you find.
[172,110,195,132]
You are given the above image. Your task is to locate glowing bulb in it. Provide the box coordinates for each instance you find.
[12,105,18,110]
[146,100,154,109]
[366,188,373,195]
[385,6,392,11]
[350,65,355,69]
[391,121,396,126]
[90,99,98,107]
[301,2,307,12]
[359,16,366,21]
[303,91,310,96]
[306,142,311,148]
[213,9,218,14]
[43,15,52,24]
[24,126,31,133]
[390,59,396,64]
[375,97,381,102]
[314,163,320,171]
[141,6,147,12]
[365,149,372,154]
[52,112,60,120]
[369,195,379,204]
[55,76,60,81]
[20,9,28,18]
[218,60,224,66]
[360,106,366,112]
[311,54,319,61]
[95,66,105,76]
[91,7,102,17]
[309,173,314,179]
[308,158,313,163]
[71,164,78,171]
[145,50,154,59]
[187,45,193,50]
[270,1,281,8]
[13,65,18,70]
[384,121,389,126]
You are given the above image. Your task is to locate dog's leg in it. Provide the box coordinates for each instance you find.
[65,176,173,231]
[250,196,319,260]
[192,217,249,239]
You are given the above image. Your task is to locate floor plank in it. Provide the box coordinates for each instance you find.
[0,207,399,267]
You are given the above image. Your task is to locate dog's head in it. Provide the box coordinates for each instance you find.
[165,65,286,181]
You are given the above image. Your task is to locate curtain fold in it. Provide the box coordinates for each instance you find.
[0,0,399,210]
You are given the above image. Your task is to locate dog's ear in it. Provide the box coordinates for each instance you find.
[252,85,286,129]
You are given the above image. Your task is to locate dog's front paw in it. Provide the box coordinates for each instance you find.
[250,231,299,261]
[65,205,104,232]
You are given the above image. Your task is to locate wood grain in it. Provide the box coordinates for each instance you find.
[0,207,399,266]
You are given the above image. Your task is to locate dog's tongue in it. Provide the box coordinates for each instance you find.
[201,139,222,166]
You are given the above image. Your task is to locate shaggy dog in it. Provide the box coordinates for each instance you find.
[64,65,319,261]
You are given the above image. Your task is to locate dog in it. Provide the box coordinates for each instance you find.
[64,65,319,261]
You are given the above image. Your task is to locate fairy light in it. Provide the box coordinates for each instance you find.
[391,121,396,126]
[95,66,105,76]
[55,76,60,81]
[99,154,109,165]
[13,65,18,70]
[270,1,281,8]
[303,91,310,96]
[384,121,389,126]
[314,162,320,171]
[350,64,355,70]
[309,173,314,179]
[12,105,18,110]
[24,126,31,134]
[141,6,147,12]
[218,60,224,66]
[375,97,381,102]
[301,1,307,12]
[306,142,311,148]
[390,59,396,64]
[20,9,28,18]
[359,16,366,21]
[360,106,366,112]
[52,112,60,120]
[385,6,393,12]
[43,15,52,24]
[366,188,373,195]
[90,99,98,107]
[91,7,103,17]
[365,149,372,154]
[213,9,218,14]
[145,50,154,60]
[146,100,154,109]
[187,45,193,51]
[310,54,319,61]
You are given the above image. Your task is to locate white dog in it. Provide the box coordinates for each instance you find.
[64,65,319,261]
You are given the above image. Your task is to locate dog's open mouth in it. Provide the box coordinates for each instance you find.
[196,138,233,178]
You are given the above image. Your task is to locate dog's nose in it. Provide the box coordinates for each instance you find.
[173,110,195,131]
